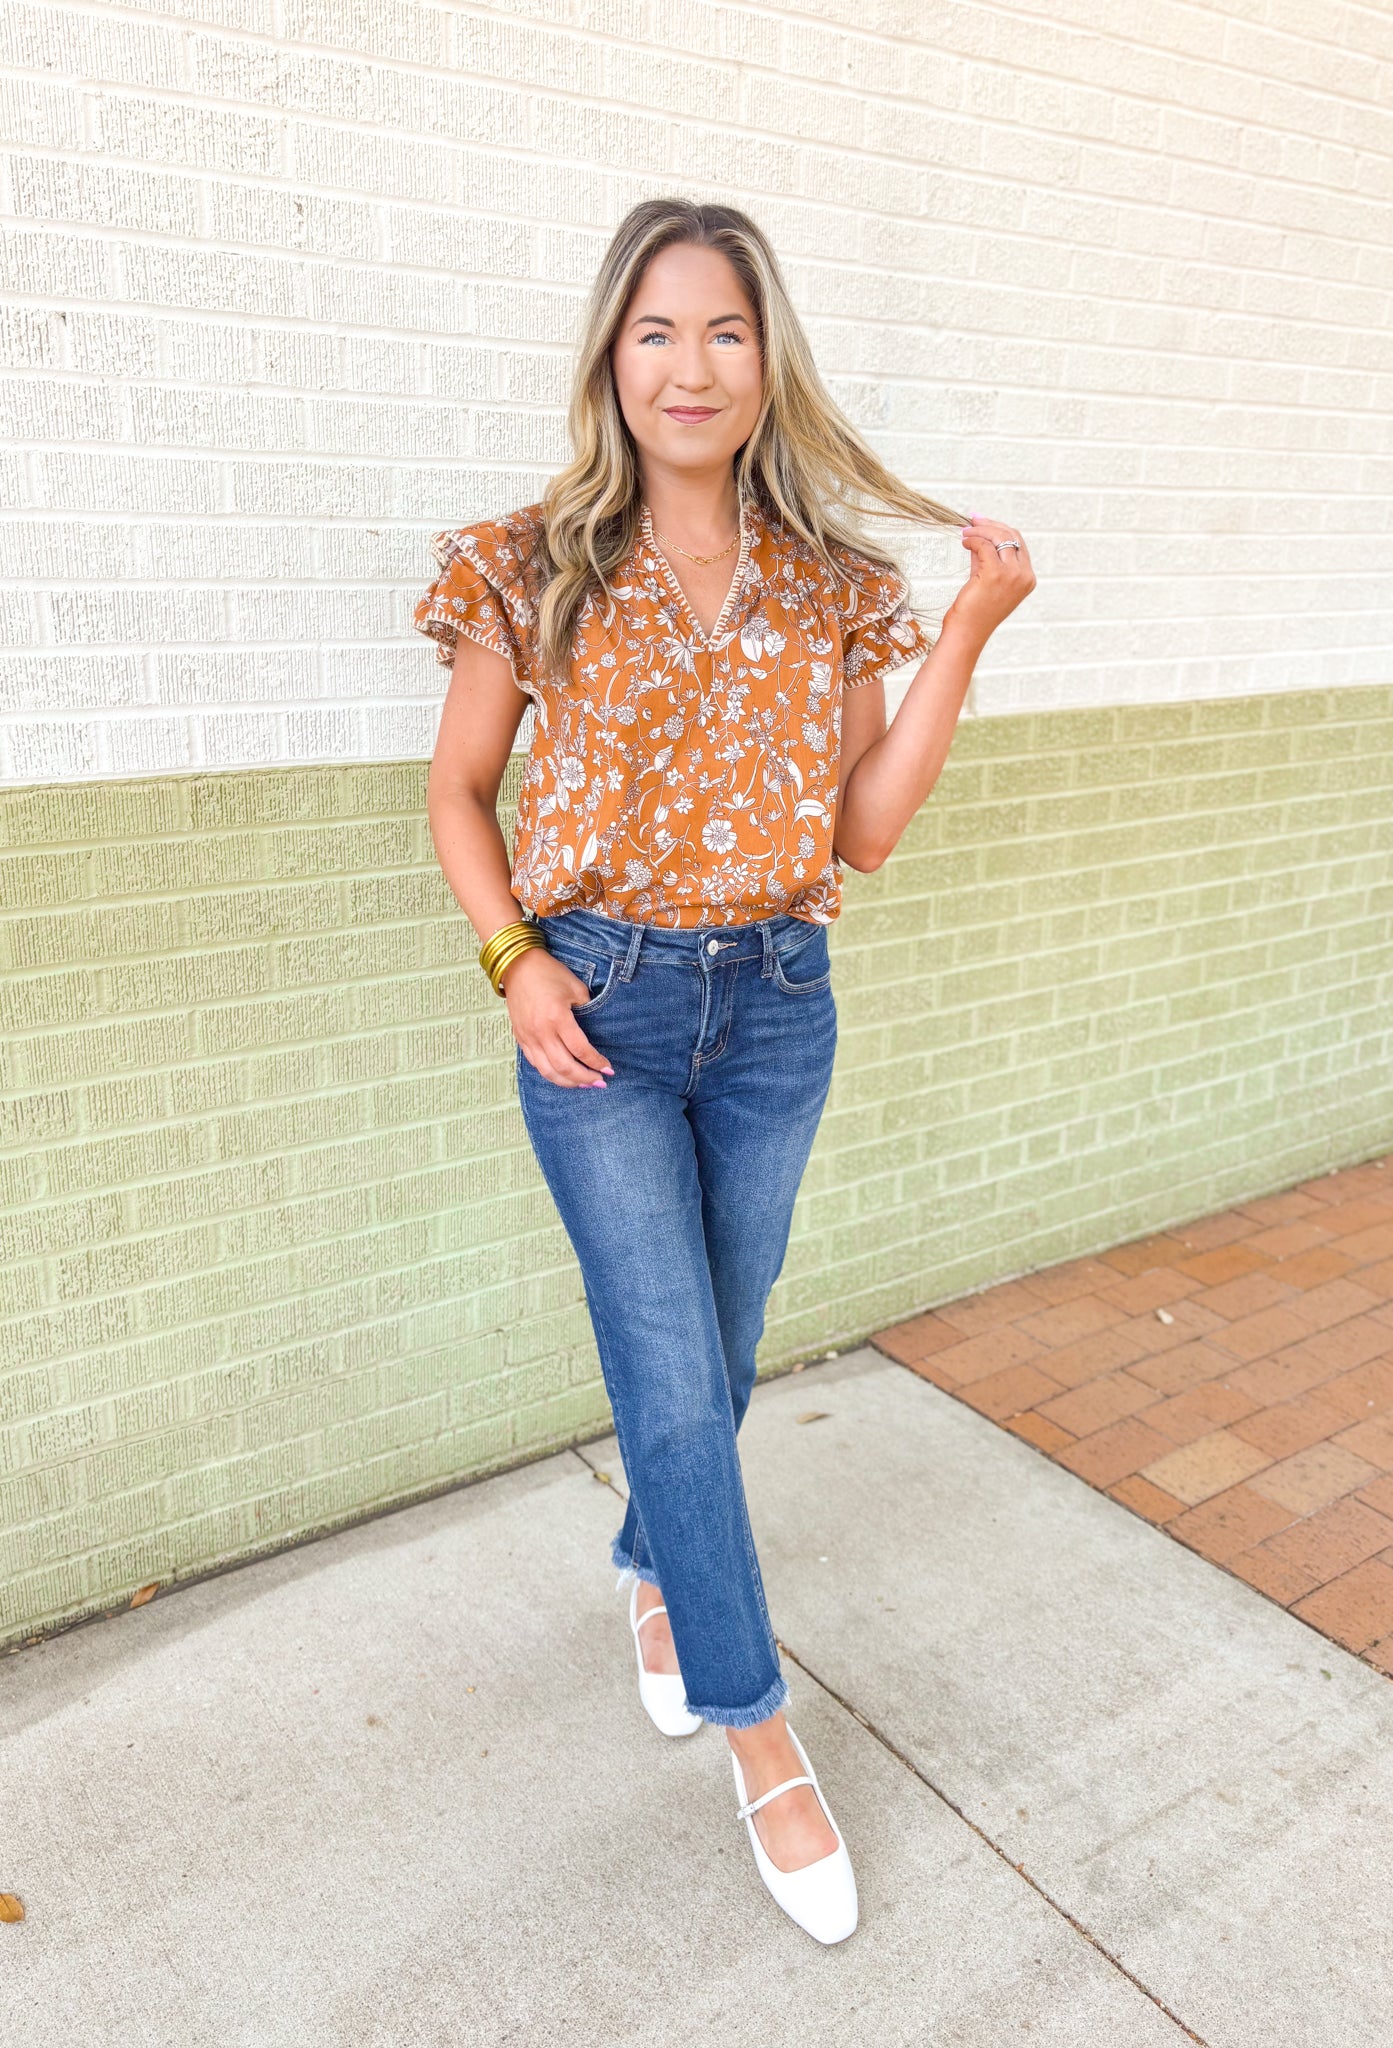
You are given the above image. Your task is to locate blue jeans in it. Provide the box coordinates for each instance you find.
[515,907,838,1728]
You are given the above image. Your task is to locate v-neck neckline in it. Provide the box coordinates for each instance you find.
[640,499,754,651]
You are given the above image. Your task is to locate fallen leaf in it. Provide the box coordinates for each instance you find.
[592,1470,611,1484]
[130,1583,158,1608]
[797,1411,830,1424]
[0,1895,23,1923]
[790,1361,806,1373]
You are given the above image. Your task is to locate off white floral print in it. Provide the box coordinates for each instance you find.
[415,497,933,928]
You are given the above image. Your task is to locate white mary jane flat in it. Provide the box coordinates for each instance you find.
[730,1726,858,1945]
[628,1578,703,1738]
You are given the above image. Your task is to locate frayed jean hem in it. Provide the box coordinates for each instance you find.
[610,1533,659,1587]
[686,1669,789,1730]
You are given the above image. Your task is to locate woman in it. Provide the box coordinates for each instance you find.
[417,199,1034,1944]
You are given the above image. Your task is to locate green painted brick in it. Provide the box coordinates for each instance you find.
[3,685,1392,1643]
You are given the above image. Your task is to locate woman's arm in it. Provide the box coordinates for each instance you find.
[834,514,1035,873]
[427,638,613,1089]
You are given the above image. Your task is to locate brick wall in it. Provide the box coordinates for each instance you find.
[3,5,1391,1639]
[3,0,1390,781]
[4,685,1392,1642]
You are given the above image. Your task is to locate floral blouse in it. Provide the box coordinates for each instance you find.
[414,496,933,927]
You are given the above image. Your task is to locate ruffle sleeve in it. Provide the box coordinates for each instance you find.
[831,549,935,691]
[413,506,546,694]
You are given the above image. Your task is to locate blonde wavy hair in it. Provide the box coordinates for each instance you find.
[537,197,969,675]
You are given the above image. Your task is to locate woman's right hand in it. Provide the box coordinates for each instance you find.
[504,948,614,1088]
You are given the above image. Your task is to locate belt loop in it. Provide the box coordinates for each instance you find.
[619,921,645,982]
[760,918,776,979]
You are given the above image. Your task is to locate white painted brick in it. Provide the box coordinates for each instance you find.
[228,458,395,520]
[0,3,186,88]
[0,305,65,371]
[106,712,192,776]
[91,94,285,177]
[34,452,224,515]
[306,396,470,461]
[0,0,1386,783]
[3,228,109,300]
[196,709,283,766]
[453,16,606,100]
[303,262,469,336]
[315,526,423,579]
[495,350,570,406]
[62,312,164,380]
[0,592,39,650]
[531,96,669,174]
[205,183,378,263]
[286,124,450,210]
[0,375,123,444]
[0,72,82,150]
[383,207,530,278]
[322,646,431,699]
[421,343,493,401]
[50,588,226,646]
[233,587,395,643]
[283,0,449,67]
[131,0,277,29]
[255,329,340,391]
[742,73,863,150]
[473,408,568,465]
[717,8,779,67]
[605,44,735,124]
[8,155,202,239]
[127,386,303,452]
[154,649,317,706]
[116,242,305,319]
[2,717,99,781]
[0,650,143,712]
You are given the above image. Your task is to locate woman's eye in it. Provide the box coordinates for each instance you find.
[637,331,669,345]
[712,331,743,345]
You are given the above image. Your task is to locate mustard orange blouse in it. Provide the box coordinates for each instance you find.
[414,497,933,927]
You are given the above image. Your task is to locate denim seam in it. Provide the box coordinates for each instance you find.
[566,1248,667,1609]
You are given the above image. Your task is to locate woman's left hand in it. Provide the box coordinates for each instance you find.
[943,513,1036,647]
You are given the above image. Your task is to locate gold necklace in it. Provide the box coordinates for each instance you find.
[648,515,740,566]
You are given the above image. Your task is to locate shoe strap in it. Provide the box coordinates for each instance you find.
[633,1602,668,1632]
[737,1773,815,1822]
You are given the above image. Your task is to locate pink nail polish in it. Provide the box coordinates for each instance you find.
[591,1078,607,1088]
[601,1065,614,1075]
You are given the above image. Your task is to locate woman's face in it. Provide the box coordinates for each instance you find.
[610,242,763,481]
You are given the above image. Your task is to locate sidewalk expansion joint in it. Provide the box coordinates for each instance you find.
[778,1641,1212,2048]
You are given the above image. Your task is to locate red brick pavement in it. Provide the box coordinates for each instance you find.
[872,1154,1393,1674]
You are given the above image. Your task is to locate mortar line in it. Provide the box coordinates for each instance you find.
[778,1641,1211,2047]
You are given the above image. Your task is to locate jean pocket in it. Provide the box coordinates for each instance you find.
[547,943,618,1017]
[771,928,832,995]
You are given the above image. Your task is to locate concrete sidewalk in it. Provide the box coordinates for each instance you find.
[3,1349,1391,2047]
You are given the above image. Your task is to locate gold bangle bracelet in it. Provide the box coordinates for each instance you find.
[480,930,542,977]
[478,916,533,965]
[479,921,547,996]
[488,939,545,996]
[478,918,535,979]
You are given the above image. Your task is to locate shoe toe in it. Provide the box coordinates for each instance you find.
[639,1671,703,1738]
[792,1857,858,1945]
